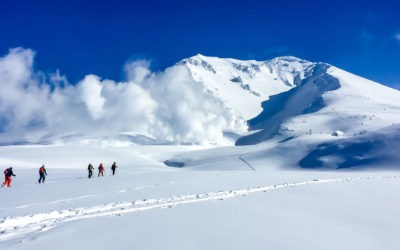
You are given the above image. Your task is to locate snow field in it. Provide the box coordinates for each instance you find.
[1,143,400,250]
[2,170,400,250]
[1,173,399,242]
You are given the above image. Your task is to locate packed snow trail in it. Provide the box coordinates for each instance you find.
[0,175,398,241]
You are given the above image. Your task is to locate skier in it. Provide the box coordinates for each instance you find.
[38,164,47,184]
[111,162,118,175]
[2,167,16,187]
[98,163,104,177]
[88,163,94,178]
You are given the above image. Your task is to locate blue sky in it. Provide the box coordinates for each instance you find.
[1,0,399,88]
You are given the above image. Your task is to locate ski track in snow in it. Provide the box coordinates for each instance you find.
[0,175,398,241]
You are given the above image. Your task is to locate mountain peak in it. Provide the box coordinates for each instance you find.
[178,54,317,86]
[181,54,312,65]
[172,54,320,121]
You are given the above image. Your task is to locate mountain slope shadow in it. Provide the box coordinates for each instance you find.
[298,125,400,169]
[299,140,381,169]
[236,64,339,145]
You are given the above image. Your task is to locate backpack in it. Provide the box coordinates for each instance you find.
[39,167,44,174]
[3,169,8,175]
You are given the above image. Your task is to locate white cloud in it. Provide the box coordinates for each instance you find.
[124,60,151,83]
[0,48,242,145]
[77,75,106,120]
[0,48,50,133]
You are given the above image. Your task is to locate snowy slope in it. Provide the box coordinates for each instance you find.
[173,54,400,150]
[161,56,400,169]
[299,124,400,169]
[176,54,314,120]
[236,63,400,145]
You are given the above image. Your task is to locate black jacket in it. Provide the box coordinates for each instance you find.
[5,168,15,177]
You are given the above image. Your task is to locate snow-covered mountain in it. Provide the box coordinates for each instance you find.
[173,54,400,146]
[176,54,314,120]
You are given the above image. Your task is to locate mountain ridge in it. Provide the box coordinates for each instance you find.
[173,54,400,146]
[175,54,319,121]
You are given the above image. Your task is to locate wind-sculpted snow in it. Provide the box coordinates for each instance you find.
[1,176,397,241]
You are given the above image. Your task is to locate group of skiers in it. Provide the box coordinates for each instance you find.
[87,162,118,179]
[1,162,118,188]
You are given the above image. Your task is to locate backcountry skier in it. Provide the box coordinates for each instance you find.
[98,163,105,177]
[38,164,47,184]
[111,162,118,175]
[88,163,94,178]
[2,167,16,187]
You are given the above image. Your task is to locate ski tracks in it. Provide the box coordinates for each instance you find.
[0,175,398,241]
